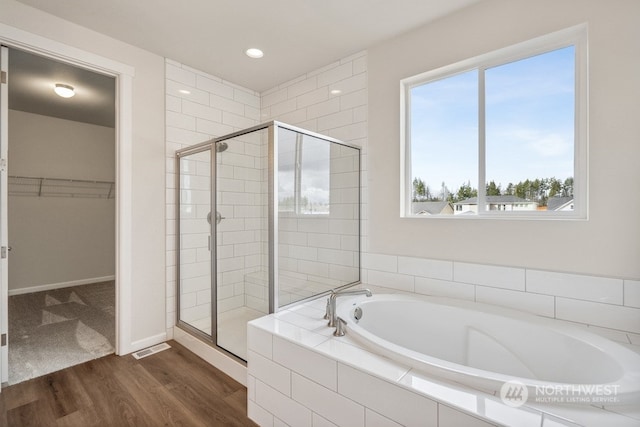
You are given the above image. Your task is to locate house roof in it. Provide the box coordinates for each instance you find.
[454,195,535,205]
[547,196,574,211]
[412,201,452,214]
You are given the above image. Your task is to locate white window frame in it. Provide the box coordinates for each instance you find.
[400,24,588,220]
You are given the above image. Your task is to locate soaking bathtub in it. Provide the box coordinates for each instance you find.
[335,293,640,404]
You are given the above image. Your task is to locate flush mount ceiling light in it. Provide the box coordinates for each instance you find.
[245,48,264,59]
[330,89,342,95]
[54,83,75,98]
[178,89,191,95]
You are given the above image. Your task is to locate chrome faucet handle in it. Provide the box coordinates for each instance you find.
[333,317,347,337]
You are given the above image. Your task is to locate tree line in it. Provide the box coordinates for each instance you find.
[412,177,574,206]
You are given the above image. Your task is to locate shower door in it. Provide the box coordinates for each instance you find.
[177,147,213,337]
[177,122,359,362]
[214,128,269,360]
[177,126,269,361]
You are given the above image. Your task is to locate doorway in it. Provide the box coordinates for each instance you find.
[1,46,116,385]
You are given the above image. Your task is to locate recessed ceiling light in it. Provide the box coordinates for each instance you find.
[54,83,75,98]
[245,48,264,59]
[178,89,191,95]
[330,89,342,95]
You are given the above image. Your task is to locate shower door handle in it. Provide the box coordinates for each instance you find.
[216,211,225,224]
[207,211,225,225]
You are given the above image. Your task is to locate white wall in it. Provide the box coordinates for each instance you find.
[1,0,166,348]
[367,0,640,280]
[8,110,115,292]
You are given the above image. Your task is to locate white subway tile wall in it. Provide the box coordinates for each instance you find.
[526,270,623,304]
[625,280,640,308]
[165,59,261,337]
[338,363,438,426]
[438,404,496,427]
[166,53,367,321]
[362,252,640,339]
[177,151,211,329]
[261,52,367,308]
[273,336,337,391]
[453,262,526,291]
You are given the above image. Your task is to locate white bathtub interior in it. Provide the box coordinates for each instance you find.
[336,294,640,398]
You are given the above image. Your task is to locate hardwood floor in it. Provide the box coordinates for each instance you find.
[0,340,258,427]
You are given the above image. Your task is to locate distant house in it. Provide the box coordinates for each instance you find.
[546,196,574,211]
[412,201,454,215]
[453,195,537,214]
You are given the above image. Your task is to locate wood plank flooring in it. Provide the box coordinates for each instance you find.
[0,340,258,427]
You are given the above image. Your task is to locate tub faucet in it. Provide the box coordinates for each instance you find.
[327,288,372,328]
[334,317,347,337]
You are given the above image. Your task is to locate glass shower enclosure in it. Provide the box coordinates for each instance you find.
[176,122,360,361]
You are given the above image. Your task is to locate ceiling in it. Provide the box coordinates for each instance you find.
[8,47,116,127]
[16,0,481,93]
[8,0,480,126]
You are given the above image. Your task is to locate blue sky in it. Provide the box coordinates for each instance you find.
[410,46,575,196]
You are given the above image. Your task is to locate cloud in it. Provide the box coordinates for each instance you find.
[528,133,571,157]
[505,128,572,158]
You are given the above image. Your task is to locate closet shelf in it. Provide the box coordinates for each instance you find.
[8,175,115,199]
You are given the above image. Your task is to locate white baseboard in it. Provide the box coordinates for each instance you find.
[125,332,168,356]
[173,327,247,386]
[8,275,116,296]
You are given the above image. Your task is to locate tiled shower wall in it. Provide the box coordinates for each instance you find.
[217,129,269,315]
[175,150,211,327]
[165,53,367,336]
[245,139,362,311]
[275,142,361,307]
[260,51,368,309]
[165,59,260,337]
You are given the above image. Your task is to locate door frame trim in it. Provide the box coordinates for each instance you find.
[0,23,135,360]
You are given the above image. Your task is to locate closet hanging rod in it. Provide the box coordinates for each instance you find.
[8,175,116,199]
[8,175,115,185]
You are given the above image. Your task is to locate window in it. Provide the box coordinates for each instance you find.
[401,25,587,218]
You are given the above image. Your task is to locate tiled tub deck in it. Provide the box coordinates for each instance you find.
[247,287,640,427]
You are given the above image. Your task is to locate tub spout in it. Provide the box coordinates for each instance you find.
[328,288,372,328]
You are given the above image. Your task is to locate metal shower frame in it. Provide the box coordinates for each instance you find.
[175,121,361,362]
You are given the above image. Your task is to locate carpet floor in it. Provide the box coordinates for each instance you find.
[8,281,115,385]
